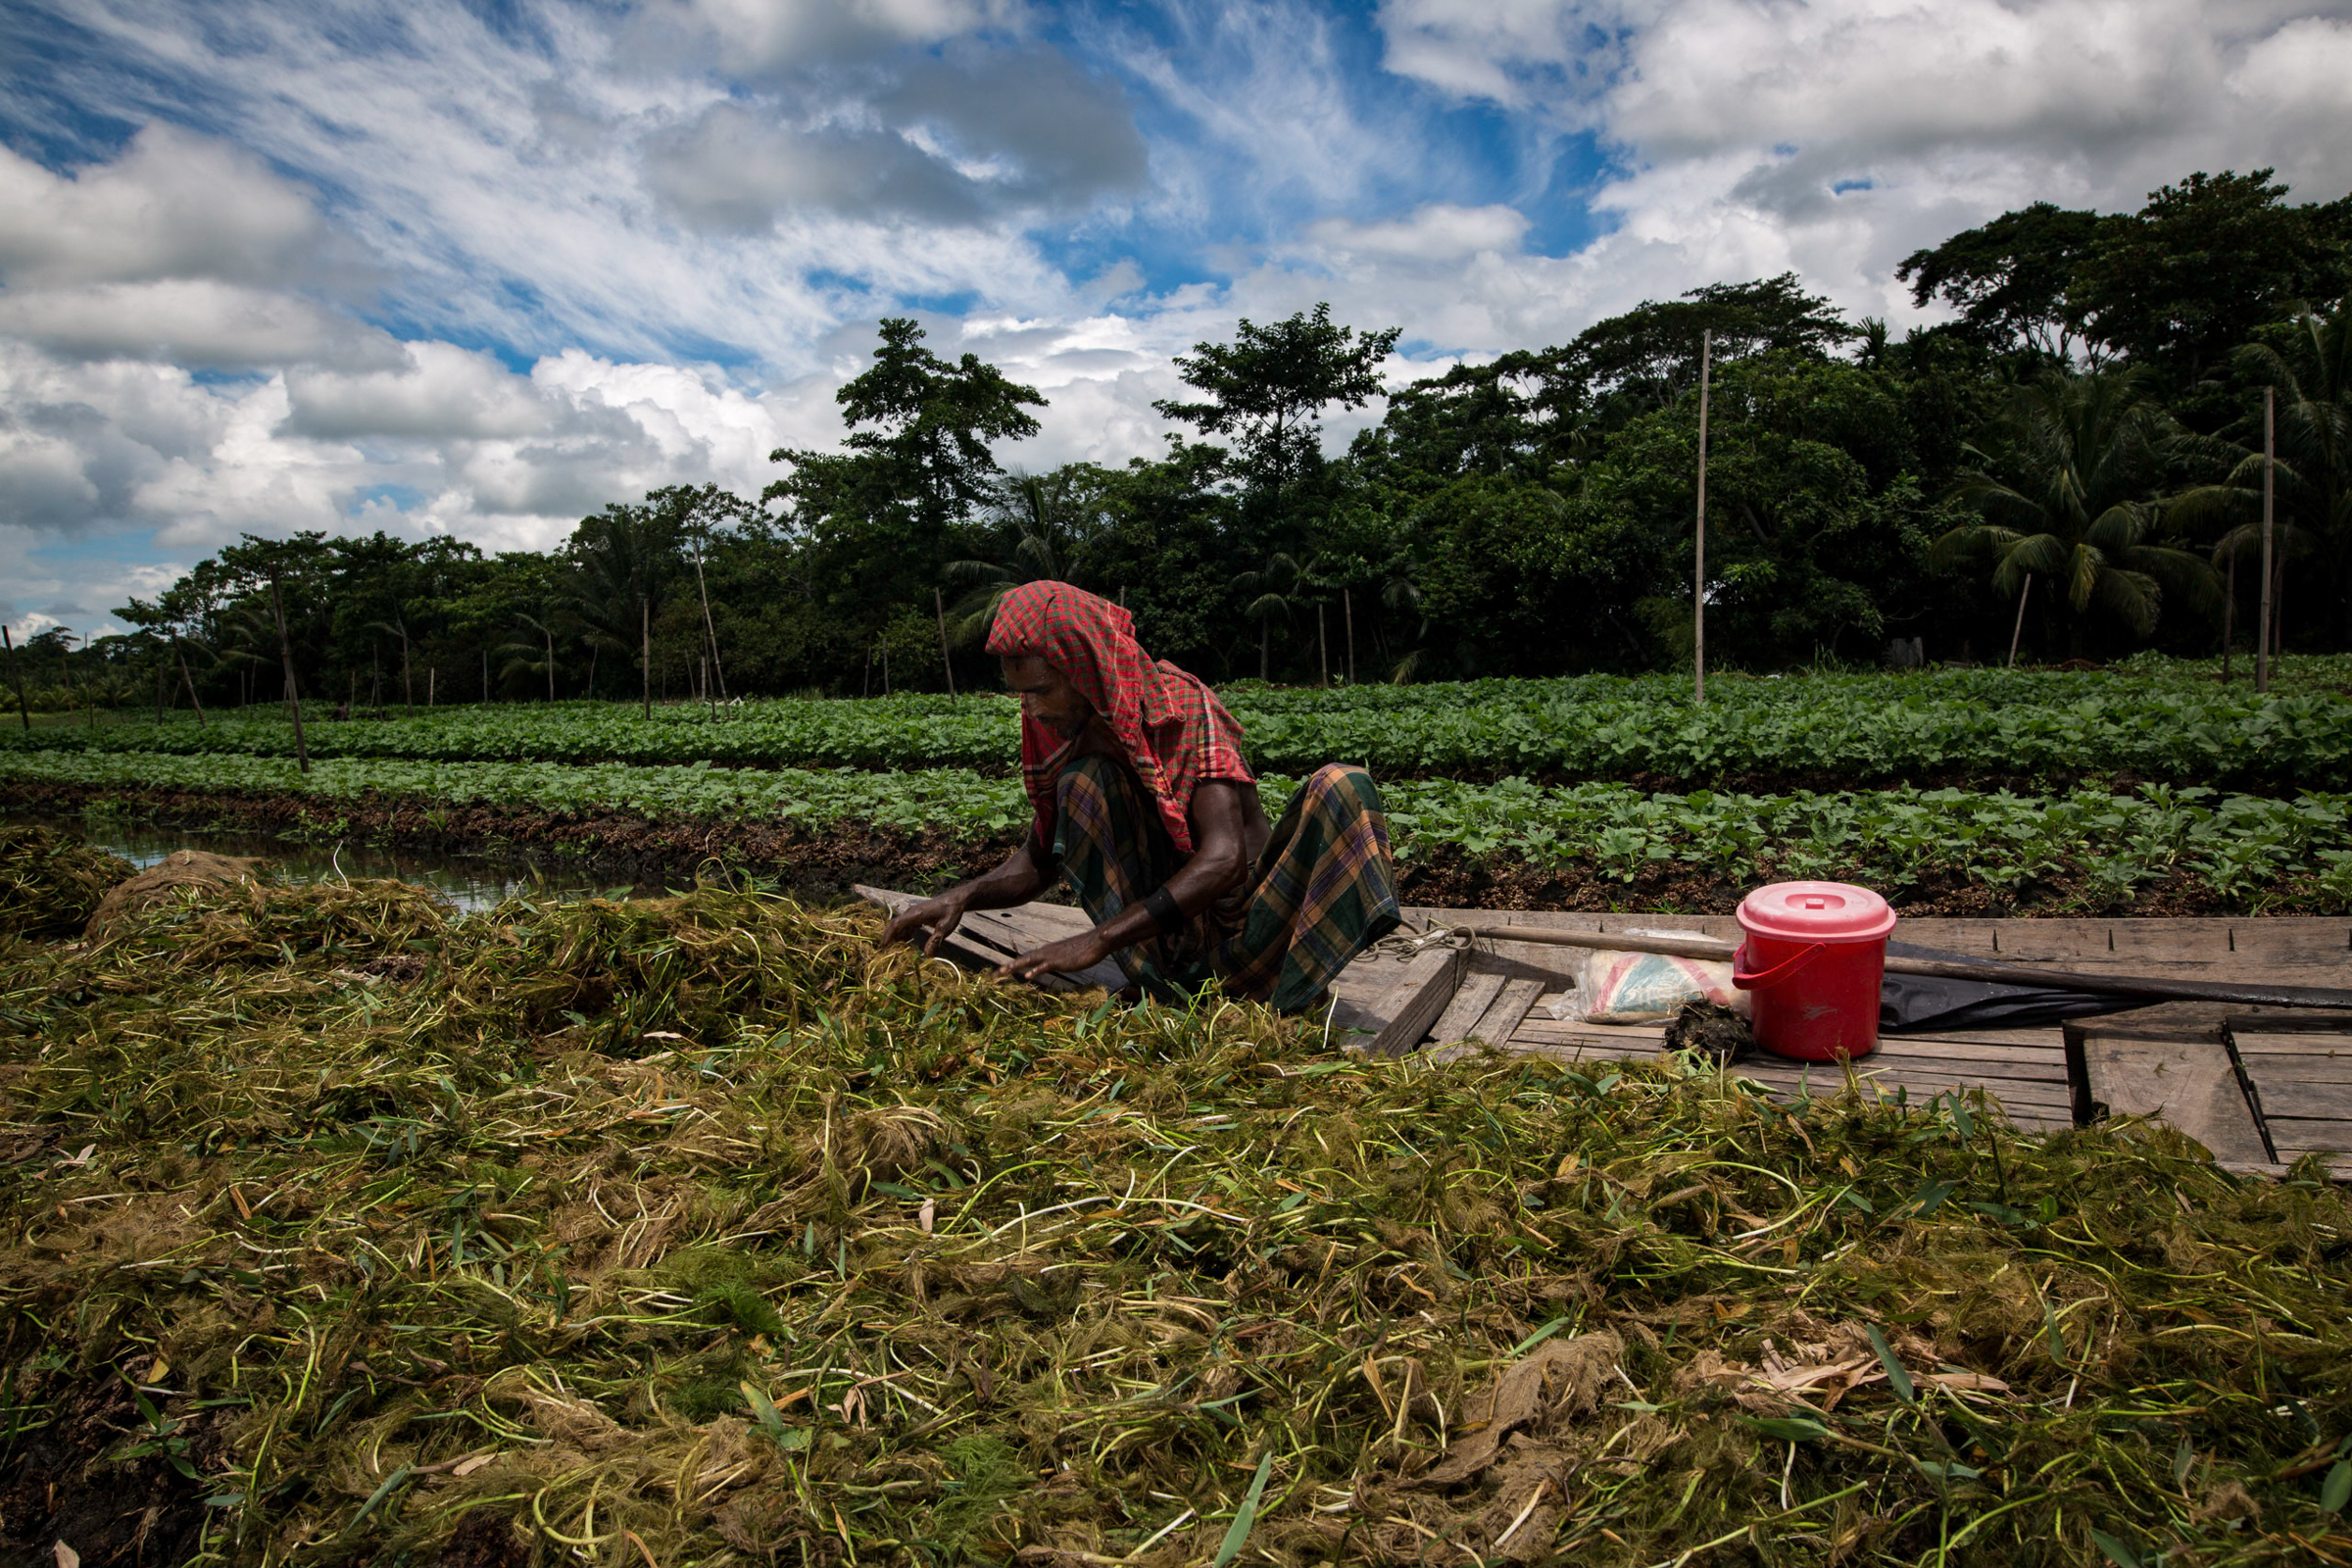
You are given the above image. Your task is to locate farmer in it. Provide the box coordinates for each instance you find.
[880,580,1401,1013]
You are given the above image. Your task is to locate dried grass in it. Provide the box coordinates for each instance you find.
[0,846,2346,1566]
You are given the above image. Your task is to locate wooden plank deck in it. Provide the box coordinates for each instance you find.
[856,889,2352,1173]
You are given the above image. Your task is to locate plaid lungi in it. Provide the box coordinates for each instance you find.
[1051,756,1401,1013]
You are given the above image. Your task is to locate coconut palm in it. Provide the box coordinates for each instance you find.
[1232,551,1316,681]
[1933,371,2217,652]
[498,612,560,702]
[2169,292,2352,652]
[943,471,1094,644]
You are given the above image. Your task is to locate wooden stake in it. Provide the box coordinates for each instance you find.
[2221,546,2234,683]
[428,665,435,707]
[1693,328,1711,705]
[267,570,309,773]
[3,625,28,732]
[173,635,206,728]
[1317,602,1328,687]
[2007,574,2033,668]
[641,596,652,720]
[935,588,956,697]
[2258,385,2274,694]
[690,526,726,708]
[1345,587,1355,685]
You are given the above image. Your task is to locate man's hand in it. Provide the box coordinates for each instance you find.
[1001,930,1113,983]
[881,891,974,957]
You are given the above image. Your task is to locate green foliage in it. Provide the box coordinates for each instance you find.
[12,662,2350,793]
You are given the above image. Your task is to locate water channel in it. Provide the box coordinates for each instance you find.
[10,810,639,912]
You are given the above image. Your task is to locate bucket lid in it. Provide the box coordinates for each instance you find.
[1738,880,1895,943]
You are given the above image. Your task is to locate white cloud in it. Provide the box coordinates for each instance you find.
[8,0,2352,635]
[0,279,399,370]
[0,123,344,290]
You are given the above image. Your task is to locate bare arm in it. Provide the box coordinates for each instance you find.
[879,840,1054,957]
[1002,780,1252,981]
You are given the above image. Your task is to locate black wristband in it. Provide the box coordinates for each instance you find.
[1140,885,1185,936]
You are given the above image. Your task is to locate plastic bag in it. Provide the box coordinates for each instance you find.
[1580,930,1745,1023]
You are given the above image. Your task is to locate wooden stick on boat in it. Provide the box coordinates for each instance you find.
[1452,925,2352,1012]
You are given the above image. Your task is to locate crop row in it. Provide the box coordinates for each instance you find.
[7,749,2348,908]
[12,672,2352,790]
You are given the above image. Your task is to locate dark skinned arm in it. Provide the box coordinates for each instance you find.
[879,841,1054,958]
[1002,779,1252,981]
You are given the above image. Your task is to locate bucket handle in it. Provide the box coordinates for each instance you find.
[1733,940,1828,992]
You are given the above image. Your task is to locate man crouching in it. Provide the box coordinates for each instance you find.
[881,580,1401,1014]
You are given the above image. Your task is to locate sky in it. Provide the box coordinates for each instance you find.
[4,0,2351,637]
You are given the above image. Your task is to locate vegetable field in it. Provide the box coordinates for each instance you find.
[11,657,2352,791]
[4,658,2350,913]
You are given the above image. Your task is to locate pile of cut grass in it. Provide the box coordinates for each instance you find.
[0,822,130,938]
[0,850,2347,1566]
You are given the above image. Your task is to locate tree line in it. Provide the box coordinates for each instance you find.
[32,167,2352,718]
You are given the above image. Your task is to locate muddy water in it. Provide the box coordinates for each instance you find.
[9,810,654,912]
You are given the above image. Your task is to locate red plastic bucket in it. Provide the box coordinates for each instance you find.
[1733,881,1896,1062]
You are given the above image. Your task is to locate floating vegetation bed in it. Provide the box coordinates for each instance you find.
[0,844,2346,1565]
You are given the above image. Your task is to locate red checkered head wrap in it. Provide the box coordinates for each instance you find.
[985,581,1252,855]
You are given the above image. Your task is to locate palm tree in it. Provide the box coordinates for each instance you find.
[1933,371,2217,656]
[498,612,560,702]
[566,507,678,718]
[1232,551,1311,681]
[2171,293,2352,654]
[943,472,1093,644]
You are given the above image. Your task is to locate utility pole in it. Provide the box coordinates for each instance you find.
[2258,386,2275,694]
[266,568,310,773]
[1693,329,1712,705]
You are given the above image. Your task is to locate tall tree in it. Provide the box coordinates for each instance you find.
[1895,202,2111,362]
[1566,275,1854,420]
[1154,304,1401,535]
[772,318,1045,540]
[2072,171,2352,400]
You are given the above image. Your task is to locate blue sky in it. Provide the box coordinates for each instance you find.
[4,0,2350,633]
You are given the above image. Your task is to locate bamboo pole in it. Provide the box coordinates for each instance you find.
[1693,328,1711,705]
[3,626,27,732]
[1450,924,2352,1012]
[1345,587,1355,685]
[2007,574,2033,668]
[267,570,309,773]
[2222,545,2235,682]
[935,588,956,697]
[1317,602,1328,688]
[173,635,206,728]
[641,597,652,720]
[690,527,726,709]
[2258,386,2275,694]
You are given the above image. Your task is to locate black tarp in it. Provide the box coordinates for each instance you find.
[1879,941,2144,1034]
